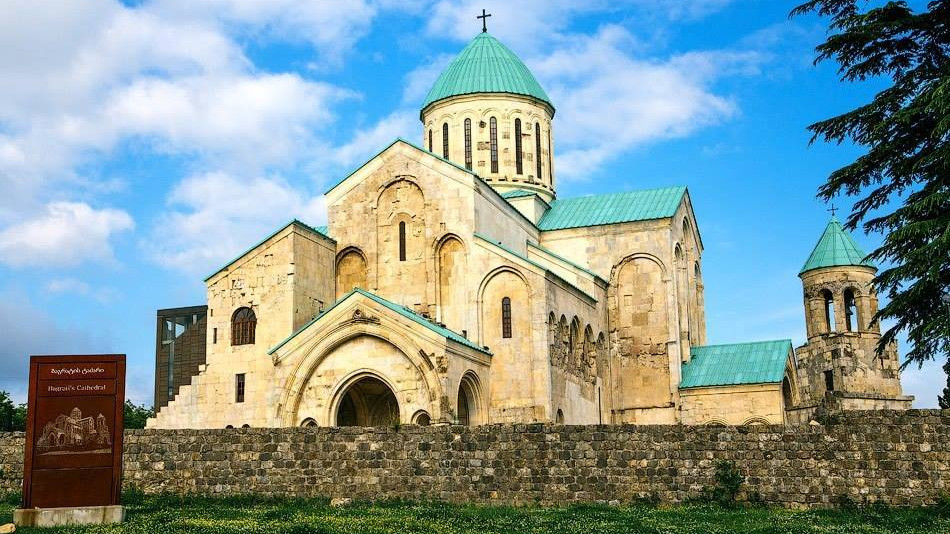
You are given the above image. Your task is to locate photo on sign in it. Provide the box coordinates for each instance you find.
[36,406,111,456]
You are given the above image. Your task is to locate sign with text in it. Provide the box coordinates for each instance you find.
[22,355,125,509]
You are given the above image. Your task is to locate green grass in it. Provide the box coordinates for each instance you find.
[1,492,948,533]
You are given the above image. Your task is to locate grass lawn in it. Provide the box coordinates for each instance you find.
[1,493,948,534]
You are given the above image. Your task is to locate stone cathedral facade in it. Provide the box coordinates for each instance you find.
[149,32,910,430]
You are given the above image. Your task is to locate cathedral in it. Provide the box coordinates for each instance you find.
[149,29,911,429]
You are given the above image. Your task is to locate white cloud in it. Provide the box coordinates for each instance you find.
[333,111,418,169]
[148,172,325,275]
[0,0,354,224]
[148,0,379,64]
[45,277,118,303]
[0,202,134,267]
[531,26,763,180]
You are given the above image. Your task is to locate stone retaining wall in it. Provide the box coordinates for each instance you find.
[1,410,947,508]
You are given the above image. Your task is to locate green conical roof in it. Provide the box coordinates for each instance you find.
[800,217,875,274]
[421,32,553,112]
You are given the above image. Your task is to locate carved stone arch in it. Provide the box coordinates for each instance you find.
[328,370,401,427]
[336,246,368,297]
[457,370,486,426]
[276,322,444,427]
[569,316,581,368]
[479,107,503,121]
[476,265,531,342]
[376,178,428,308]
[704,419,728,426]
[583,325,596,382]
[742,417,771,426]
[609,252,669,282]
[436,234,467,331]
[375,176,425,209]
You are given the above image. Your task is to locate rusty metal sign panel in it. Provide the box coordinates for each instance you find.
[22,355,126,509]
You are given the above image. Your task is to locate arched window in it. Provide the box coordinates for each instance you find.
[428,129,432,152]
[300,418,318,427]
[546,129,553,183]
[782,377,793,408]
[398,221,407,262]
[555,409,564,424]
[412,411,431,426]
[501,297,512,338]
[442,122,449,158]
[535,122,542,180]
[231,307,256,346]
[464,118,472,170]
[514,118,523,174]
[844,289,857,332]
[489,117,498,173]
[822,289,836,333]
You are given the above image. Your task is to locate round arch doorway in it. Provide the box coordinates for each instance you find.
[335,375,400,427]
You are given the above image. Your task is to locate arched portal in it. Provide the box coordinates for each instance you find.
[335,375,399,427]
[457,372,483,426]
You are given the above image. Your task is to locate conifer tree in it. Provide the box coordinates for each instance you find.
[792,1,949,368]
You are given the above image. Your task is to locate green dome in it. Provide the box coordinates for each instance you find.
[421,33,553,113]
[800,217,875,274]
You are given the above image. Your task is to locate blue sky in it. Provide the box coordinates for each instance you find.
[0,0,941,407]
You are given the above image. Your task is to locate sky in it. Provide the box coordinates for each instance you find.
[0,0,942,407]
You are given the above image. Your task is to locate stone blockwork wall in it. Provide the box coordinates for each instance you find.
[1,411,947,508]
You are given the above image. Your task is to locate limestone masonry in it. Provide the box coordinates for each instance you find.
[149,30,911,430]
[2,411,948,508]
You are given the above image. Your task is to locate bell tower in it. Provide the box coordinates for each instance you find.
[419,18,556,203]
[793,216,912,413]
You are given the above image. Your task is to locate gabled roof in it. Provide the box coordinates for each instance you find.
[527,241,607,285]
[203,220,333,282]
[268,287,490,356]
[680,340,793,389]
[501,189,538,199]
[800,216,875,274]
[325,138,481,195]
[538,186,687,231]
[422,32,553,113]
[474,234,597,303]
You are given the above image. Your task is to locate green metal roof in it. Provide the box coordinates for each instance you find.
[526,241,607,285]
[204,220,333,282]
[800,217,875,274]
[421,32,553,112]
[269,287,490,356]
[474,233,597,303]
[538,186,686,231]
[501,189,538,199]
[680,340,793,389]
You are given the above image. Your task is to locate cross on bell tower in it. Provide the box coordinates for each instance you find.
[477,9,491,33]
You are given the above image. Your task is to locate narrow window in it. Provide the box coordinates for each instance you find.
[535,122,542,179]
[428,129,432,152]
[212,327,217,344]
[231,307,256,345]
[501,297,512,338]
[844,289,857,332]
[235,373,246,403]
[546,129,553,184]
[398,221,407,262]
[489,117,498,173]
[822,290,836,333]
[514,118,523,174]
[442,122,449,158]
[824,370,834,392]
[464,118,472,170]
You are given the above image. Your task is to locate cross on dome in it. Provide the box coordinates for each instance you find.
[477,9,491,33]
